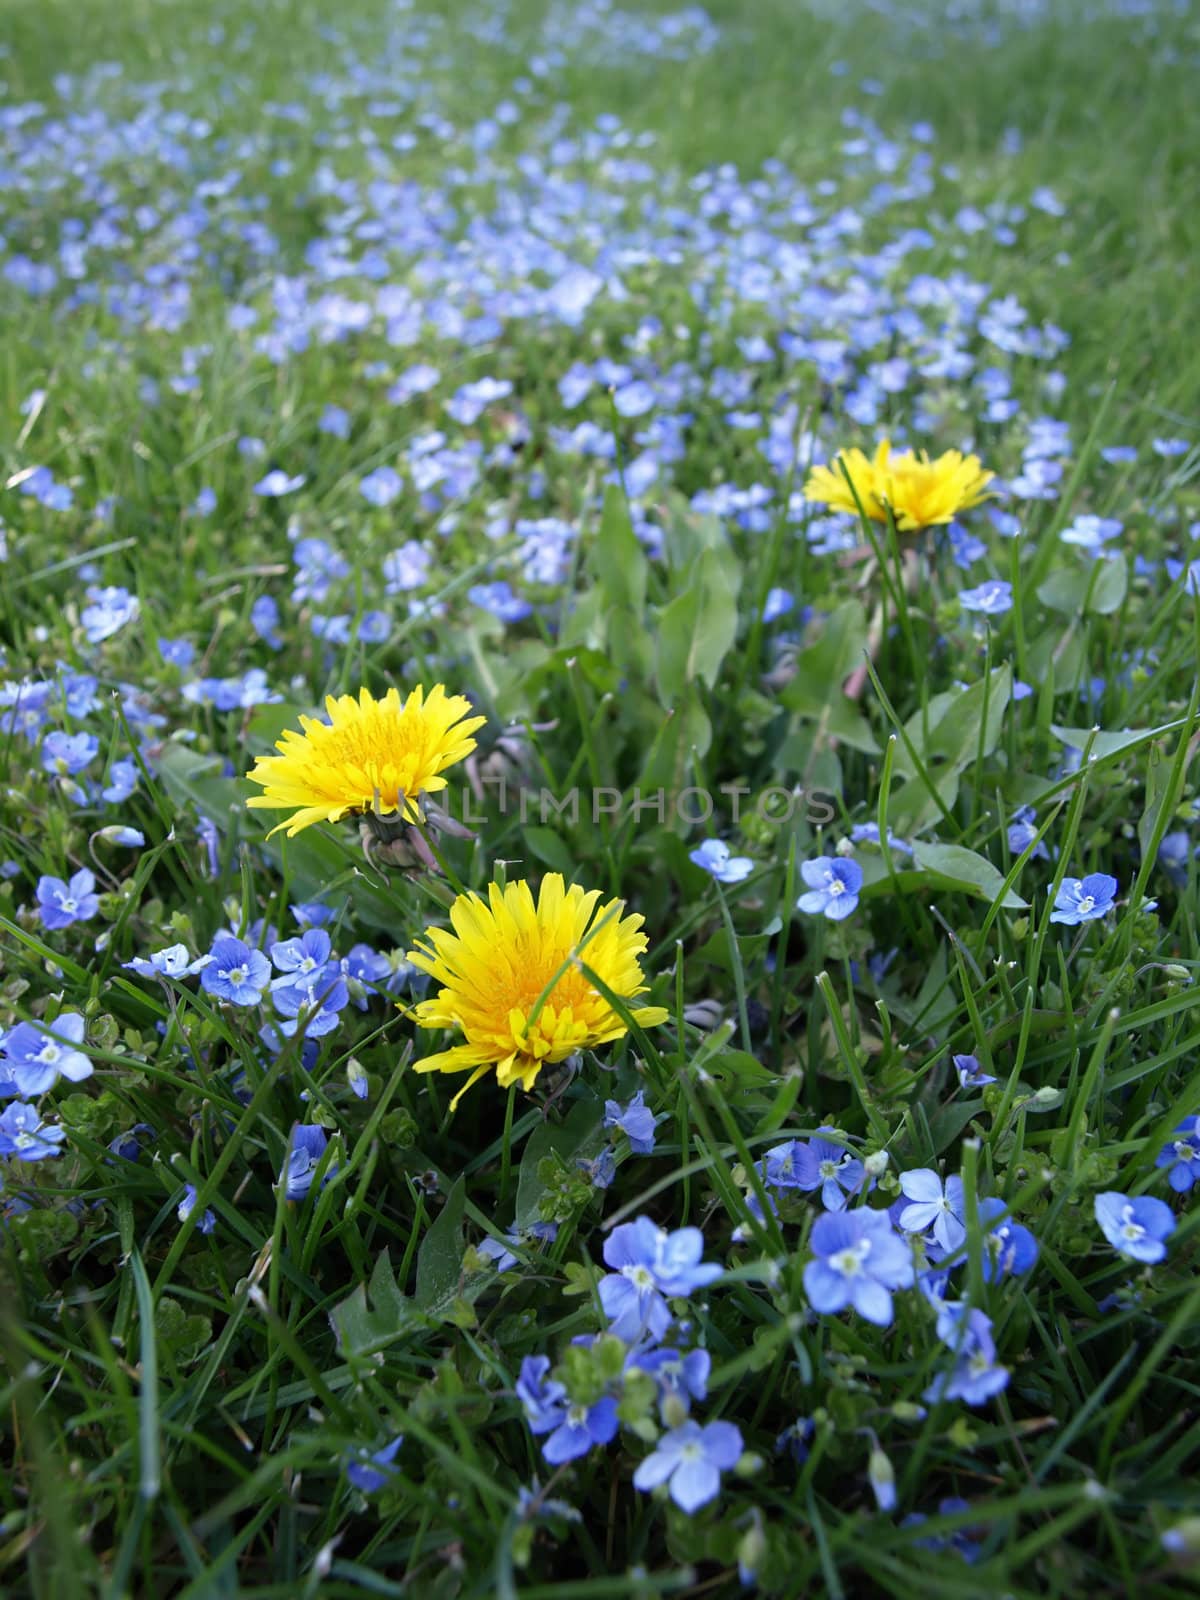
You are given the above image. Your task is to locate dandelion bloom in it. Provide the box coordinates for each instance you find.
[804,439,994,531]
[406,873,669,1109]
[245,684,485,837]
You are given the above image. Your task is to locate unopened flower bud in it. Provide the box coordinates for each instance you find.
[96,825,146,847]
[662,1393,689,1431]
[1163,1517,1200,1558]
[736,1514,766,1585]
[868,1446,896,1512]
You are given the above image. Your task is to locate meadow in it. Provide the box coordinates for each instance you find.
[2,0,1200,1594]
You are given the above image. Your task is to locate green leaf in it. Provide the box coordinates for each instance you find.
[415,1175,467,1315]
[779,600,878,754]
[1037,556,1127,617]
[911,840,1027,910]
[693,928,774,973]
[783,600,867,698]
[700,1050,777,1089]
[903,943,956,1035]
[661,491,728,570]
[515,1095,605,1232]
[246,702,307,753]
[329,1250,418,1360]
[892,665,1011,781]
[1137,742,1170,862]
[886,769,960,833]
[636,689,713,795]
[924,1097,986,1156]
[589,483,647,617]
[655,545,741,705]
[522,825,578,876]
[1051,719,1189,765]
[558,586,609,653]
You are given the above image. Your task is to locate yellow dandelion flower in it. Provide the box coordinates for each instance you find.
[804,438,994,531]
[803,440,890,521]
[245,684,486,838]
[406,872,669,1110]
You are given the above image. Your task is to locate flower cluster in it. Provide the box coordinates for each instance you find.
[0,1014,92,1167]
[515,1218,741,1513]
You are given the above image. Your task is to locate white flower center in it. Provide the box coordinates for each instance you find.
[827,877,845,896]
[1119,1206,1144,1242]
[227,965,249,986]
[680,1442,703,1464]
[36,1042,62,1065]
[567,1404,587,1427]
[59,896,78,913]
[830,1240,870,1276]
[624,1264,655,1292]
[14,1131,36,1150]
[1174,1140,1196,1161]
[1078,895,1095,914]
[819,1158,842,1181]
[299,955,317,973]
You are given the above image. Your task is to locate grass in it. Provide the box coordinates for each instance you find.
[1,0,1200,1594]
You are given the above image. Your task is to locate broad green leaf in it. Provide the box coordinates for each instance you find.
[781,600,868,702]
[661,491,728,570]
[415,1175,467,1315]
[1028,627,1087,691]
[1037,556,1127,617]
[636,688,713,798]
[778,601,877,754]
[522,825,579,876]
[1137,742,1170,862]
[558,585,609,652]
[892,665,1011,781]
[246,701,306,752]
[925,1097,986,1156]
[329,1250,418,1360]
[886,768,960,833]
[589,483,647,618]
[912,840,1027,910]
[515,644,620,702]
[692,928,775,973]
[655,545,741,705]
[1051,719,1191,765]
[699,1049,777,1089]
[892,943,956,1035]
